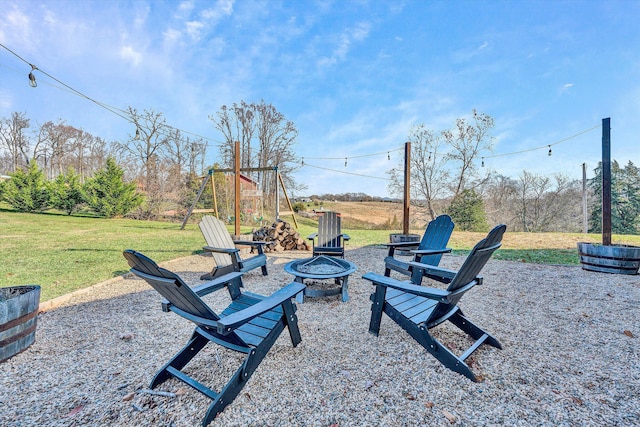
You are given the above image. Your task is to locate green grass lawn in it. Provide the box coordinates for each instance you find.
[2,209,639,302]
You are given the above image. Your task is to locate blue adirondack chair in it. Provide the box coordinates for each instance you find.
[384,214,454,279]
[123,250,305,426]
[363,224,506,381]
[307,211,350,257]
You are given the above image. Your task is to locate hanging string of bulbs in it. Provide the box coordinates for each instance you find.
[0,42,222,148]
[480,124,601,167]
[2,42,604,181]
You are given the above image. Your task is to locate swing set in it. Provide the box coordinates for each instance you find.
[181,141,298,234]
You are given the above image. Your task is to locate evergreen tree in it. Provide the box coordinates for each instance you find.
[2,161,50,213]
[446,189,489,232]
[84,157,144,218]
[589,160,640,234]
[49,167,86,215]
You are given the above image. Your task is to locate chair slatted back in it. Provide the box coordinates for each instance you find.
[426,225,505,323]
[123,250,219,322]
[416,215,455,265]
[445,224,506,298]
[317,212,342,248]
[199,215,235,269]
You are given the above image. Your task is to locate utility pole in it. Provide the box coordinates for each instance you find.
[403,141,411,235]
[582,163,588,233]
[602,118,611,246]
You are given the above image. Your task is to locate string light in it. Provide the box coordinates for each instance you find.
[387,151,390,160]
[344,158,348,167]
[134,128,141,140]
[548,145,552,156]
[301,157,304,166]
[428,152,432,161]
[481,157,485,167]
[28,64,37,87]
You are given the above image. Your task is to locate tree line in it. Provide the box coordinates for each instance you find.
[2,107,638,233]
[0,101,299,222]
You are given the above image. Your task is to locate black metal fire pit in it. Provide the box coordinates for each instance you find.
[284,255,357,303]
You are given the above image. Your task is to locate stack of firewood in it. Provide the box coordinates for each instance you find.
[252,220,311,252]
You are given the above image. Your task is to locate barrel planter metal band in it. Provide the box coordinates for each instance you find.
[0,285,41,362]
[577,242,640,275]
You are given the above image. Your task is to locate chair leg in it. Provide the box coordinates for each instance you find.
[202,322,286,425]
[282,299,302,346]
[415,325,478,382]
[150,331,209,389]
[260,264,268,276]
[449,311,502,350]
[368,285,386,336]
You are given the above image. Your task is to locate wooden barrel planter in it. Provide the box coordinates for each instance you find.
[577,242,640,275]
[389,233,421,255]
[0,285,41,362]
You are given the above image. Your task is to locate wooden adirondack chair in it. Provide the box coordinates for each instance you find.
[307,211,350,257]
[199,215,270,280]
[363,224,506,381]
[384,214,454,280]
[123,250,305,426]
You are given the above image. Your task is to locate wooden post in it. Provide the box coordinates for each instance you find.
[403,141,411,235]
[582,163,588,234]
[602,118,611,246]
[234,141,241,236]
[210,169,219,218]
[278,172,299,228]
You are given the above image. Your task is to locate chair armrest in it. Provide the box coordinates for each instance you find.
[167,305,221,329]
[408,261,457,283]
[384,241,421,248]
[307,233,318,240]
[231,240,269,247]
[202,246,240,255]
[216,282,306,334]
[410,248,452,256]
[385,241,419,257]
[342,234,350,241]
[191,272,243,297]
[362,272,451,303]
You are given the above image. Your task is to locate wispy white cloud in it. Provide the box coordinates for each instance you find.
[317,21,371,68]
[119,45,142,67]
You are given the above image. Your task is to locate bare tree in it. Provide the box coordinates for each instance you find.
[0,112,31,172]
[442,109,494,199]
[388,125,450,220]
[512,171,581,232]
[211,101,256,168]
[209,100,300,216]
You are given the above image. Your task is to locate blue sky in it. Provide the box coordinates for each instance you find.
[1,0,638,197]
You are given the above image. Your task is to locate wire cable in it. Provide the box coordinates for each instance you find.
[302,162,392,180]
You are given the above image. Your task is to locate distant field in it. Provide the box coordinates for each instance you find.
[1,205,639,301]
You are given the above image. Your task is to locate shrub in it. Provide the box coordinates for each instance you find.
[2,162,50,213]
[84,158,144,218]
[49,168,85,215]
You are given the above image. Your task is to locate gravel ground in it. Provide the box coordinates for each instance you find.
[1,244,639,427]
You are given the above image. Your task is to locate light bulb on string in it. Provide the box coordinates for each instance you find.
[344,158,348,167]
[428,152,432,161]
[481,157,485,167]
[28,64,37,87]
[301,157,304,166]
[387,152,390,160]
[548,145,552,156]
[134,128,141,140]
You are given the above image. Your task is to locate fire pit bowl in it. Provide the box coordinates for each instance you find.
[284,255,357,303]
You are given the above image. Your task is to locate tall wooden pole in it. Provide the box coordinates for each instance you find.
[602,118,611,246]
[403,141,411,235]
[582,163,588,234]
[234,141,241,236]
